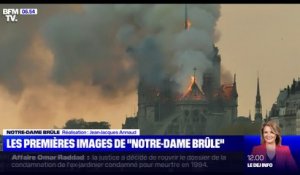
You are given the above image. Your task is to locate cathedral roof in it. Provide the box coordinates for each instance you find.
[182,77,205,100]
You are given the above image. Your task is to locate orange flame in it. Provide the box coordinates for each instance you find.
[184,76,195,95]
[186,19,192,31]
[180,75,204,100]
[191,75,195,82]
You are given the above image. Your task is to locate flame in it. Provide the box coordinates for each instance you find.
[186,18,192,31]
[191,75,195,83]
[182,76,195,97]
[186,76,194,92]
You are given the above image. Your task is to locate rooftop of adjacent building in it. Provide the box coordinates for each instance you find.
[276,78,300,103]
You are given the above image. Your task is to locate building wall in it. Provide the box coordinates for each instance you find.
[270,88,300,135]
[136,100,236,135]
[296,110,300,134]
[125,46,240,135]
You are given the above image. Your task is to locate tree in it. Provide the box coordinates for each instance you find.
[64,118,86,129]
[63,118,111,129]
[220,122,260,135]
[85,121,110,129]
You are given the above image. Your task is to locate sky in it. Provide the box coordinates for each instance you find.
[0,4,300,131]
[216,4,300,120]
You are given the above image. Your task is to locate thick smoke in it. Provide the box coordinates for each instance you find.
[43,5,139,97]
[0,5,79,95]
[0,4,222,130]
[173,28,214,89]
[221,66,234,84]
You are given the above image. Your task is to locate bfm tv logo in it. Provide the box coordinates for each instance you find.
[2,8,38,22]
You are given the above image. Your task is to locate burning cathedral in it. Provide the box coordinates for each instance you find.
[122,5,238,134]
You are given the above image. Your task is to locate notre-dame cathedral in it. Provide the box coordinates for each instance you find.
[123,46,239,135]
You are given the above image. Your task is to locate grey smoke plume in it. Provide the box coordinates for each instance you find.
[0,4,222,129]
[172,28,214,89]
[221,66,234,84]
[0,4,221,95]
[0,5,80,95]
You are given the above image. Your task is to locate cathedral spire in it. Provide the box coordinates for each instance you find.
[256,77,260,97]
[234,73,236,83]
[255,76,262,122]
[232,73,238,98]
[255,77,261,110]
[249,110,251,120]
[184,4,191,30]
[193,67,196,83]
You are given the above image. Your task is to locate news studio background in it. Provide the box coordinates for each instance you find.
[0,4,300,175]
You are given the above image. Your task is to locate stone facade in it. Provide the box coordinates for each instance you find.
[269,79,300,135]
[123,47,239,135]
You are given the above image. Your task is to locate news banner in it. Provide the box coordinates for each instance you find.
[0,129,299,174]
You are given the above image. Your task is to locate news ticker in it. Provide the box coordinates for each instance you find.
[2,129,229,152]
[0,129,299,152]
[3,129,139,136]
[0,130,299,174]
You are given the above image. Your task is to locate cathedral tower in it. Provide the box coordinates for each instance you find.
[255,77,262,123]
